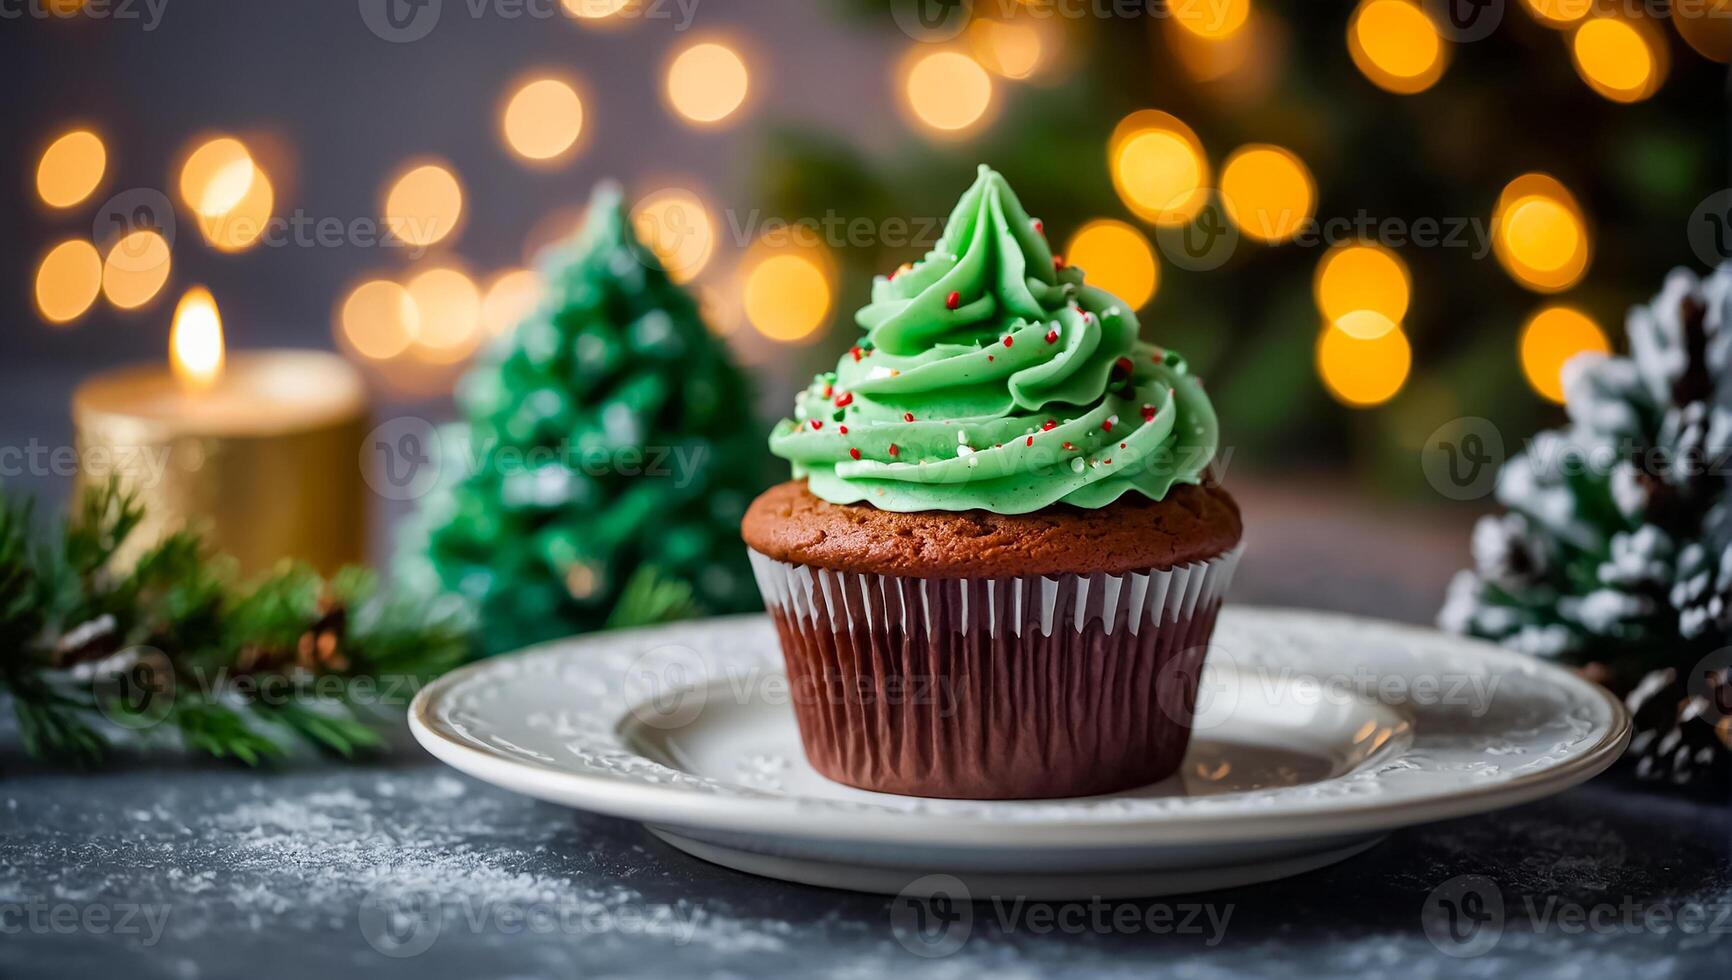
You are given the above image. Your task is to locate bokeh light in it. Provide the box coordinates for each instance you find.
[34,239,102,325]
[36,130,106,209]
[1170,0,1250,39]
[179,137,255,216]
[1520,0,1593,27]
[665,41,750,125]
[1065,220,1160,310]
[100,230,172,311]
[968,18,1045,79]
[1317,321,1413,407]
[198,165,275,253]
[742,247,832,343]
[1673,0,1732,62]
[1347,0,1448,94]
[383,163,464,248]
[170,287,225,390]
[901,49,994,135]
[1110,110,1210,226]
[1333,309,1400,341]
[502,77,586,163]
[482,269,544,337]
[632,187,716,284]
[562,0,631,17]
[404,267,483,363]
[1219,144,1316,243]
[1571,16,1666,103]
[339,279,421,361]
[1521,305,1610,403]
[1314,243,1412,325]
[1494,173,1590,293]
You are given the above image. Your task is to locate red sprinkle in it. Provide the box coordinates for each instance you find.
[946,291,961,311]
[839,425,849,435]
[822,384,833,397]
[1120,443,1127,450]
[904,412,915,422]
[1104,459,1113,465]
[1053,255,1067,270]
[1102,419,1115,433]
[1062,441,1074,451]
[987,355,995,362]
[850,346,863,362]
[849,448,862,460]
[810,419,823,430]
[1142,404,1157,422]
[1026,436,1034,447]
[1002,335,1014,348]
[888,443,900,458]
[1032,219,1044,235]
[1045,330,1059,344]
[834,392,853,408]
[1113,357,1134,377]
[1041,420,1057,431]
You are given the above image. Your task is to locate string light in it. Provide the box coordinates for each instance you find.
[502,77,586,163]
[968,18,1045,79]
[1493,173,1590,293]
[1065,220,1159,310]
[1219,144,1315,243]
[665,41,750,126]
[1169,0,1251,39]
[901,49,994,135]
[1347,0,1448,94]
[742,246,832,342]
[1571,16,1666,103]
[383,162,464,248]
[1317,320,1412,407]
[404,267,483,363]
[1521,306,1609,403]
[338,279,420,361]
[34,239,102,325]
[632,187,716,283]
[100,230,172,311]
[1109,110,1209,227]
[36,130,106,209]
[1314,243,1411,325]
[481,269,544,337]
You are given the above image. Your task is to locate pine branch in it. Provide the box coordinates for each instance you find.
[606,565,700,631]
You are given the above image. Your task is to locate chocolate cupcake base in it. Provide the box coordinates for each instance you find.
[749,548,1241,800]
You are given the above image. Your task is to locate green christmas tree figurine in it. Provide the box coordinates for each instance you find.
[398,183,765,655]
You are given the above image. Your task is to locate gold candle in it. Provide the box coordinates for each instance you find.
[73,288,369,577]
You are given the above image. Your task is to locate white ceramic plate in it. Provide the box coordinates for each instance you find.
[410,608,1629,899]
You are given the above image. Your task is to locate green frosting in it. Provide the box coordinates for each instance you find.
[768,165,1219,515]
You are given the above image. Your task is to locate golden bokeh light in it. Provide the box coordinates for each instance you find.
[170,287,226,391]
[665,41,750,125]
[180,137,255,216]
[34,239,102,325]
[1520,0,1593,27]
[1314,243,1411,324]
[1110,110,1209,226]
[1065,220,1160,310]
[901,49,995,135]
[405,267,484,363]
[101,230,172,311]
[562,0,631,17]
[742,249,832,343]
[1673,0,1732,62]
[1318,321,1413,408]
[1170,0,1251,39]
[384,163,464,248]
[1521,306,1610,403]
[37,130,106,209]
[1333,309,1400,341]
[198,165,275,253]
[1571,16,1666,103]
[339,279,421,361]
[1219,144,1316,243]
[968,18,1045,79]
[632,187,715,284]
[1494,173,1590,293]
[1347,0,1448,94]
[482,269,544,337]
[502,77,586,163]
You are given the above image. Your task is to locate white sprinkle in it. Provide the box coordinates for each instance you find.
[868,366,895,380]
[1071,457,1086,474]
[956,445,975,458]
[957,429,969,444]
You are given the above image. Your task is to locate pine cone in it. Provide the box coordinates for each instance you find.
[235,598,349,675]
[1624,666,1732,789]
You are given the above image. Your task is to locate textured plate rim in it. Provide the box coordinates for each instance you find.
[409,608,1631,848]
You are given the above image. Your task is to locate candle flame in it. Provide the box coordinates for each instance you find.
[171,286,226,390]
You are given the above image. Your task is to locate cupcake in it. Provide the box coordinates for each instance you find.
[742,166,1242,800]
